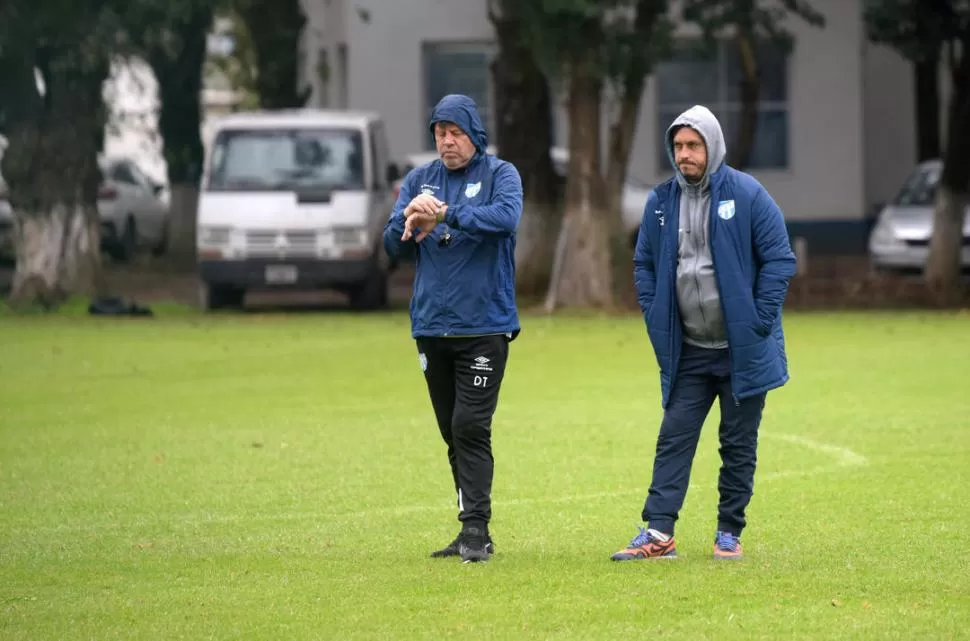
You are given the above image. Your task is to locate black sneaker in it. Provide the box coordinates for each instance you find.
[431,532,494,558]
[458,527,491,563]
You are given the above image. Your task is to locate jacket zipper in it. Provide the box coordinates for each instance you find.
[689,192,708,331]
[706,183,740,407]
[440,166,451,336]
[666,194,677,385]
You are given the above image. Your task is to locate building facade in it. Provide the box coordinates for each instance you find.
[299,0,928,252]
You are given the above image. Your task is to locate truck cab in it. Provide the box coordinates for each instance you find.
[196,109,400,311]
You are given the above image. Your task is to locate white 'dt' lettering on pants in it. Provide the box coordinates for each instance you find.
[470,355,492,388]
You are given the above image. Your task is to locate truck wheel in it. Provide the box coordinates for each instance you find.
[349,267,388,311]
[199,283,245,312]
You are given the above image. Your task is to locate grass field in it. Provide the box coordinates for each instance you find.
[1,307,969,640]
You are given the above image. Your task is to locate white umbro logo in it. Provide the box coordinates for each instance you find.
[471,355,493,372]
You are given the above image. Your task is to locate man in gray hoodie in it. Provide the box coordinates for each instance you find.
[611,105,796,561]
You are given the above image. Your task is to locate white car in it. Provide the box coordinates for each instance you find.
[868,159,970,273]
[97,156,170,261]
[0,136,168,262]
[392,146,652,246]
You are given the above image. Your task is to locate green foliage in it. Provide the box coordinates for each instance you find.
[603,0,676,87]
[121,0,215,57]
[233,0,311,109]
[681,0,825,55]
[0,0,119,210]
[513,0,665,80]
[205,13,260,111]
[863,0,969,63]
[122,0,215,184]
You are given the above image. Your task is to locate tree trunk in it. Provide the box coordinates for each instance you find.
[604,0,668,303]
[167,185,200,267]
[924,186,968,305]
[0,40,107,310]
[923,49,970,305]
[549,57,613,309]
[728,30,759,170]
[238,0,311,109]
[489,2,561,298]
[515,198,561,299]
[148,6,213,270]
[914,50,942,162]
[9,204,102,308]
[605,95,642,225]
[605,78,646,303]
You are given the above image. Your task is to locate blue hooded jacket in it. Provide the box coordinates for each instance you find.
[383,94,523,338]
[634,108,797,407]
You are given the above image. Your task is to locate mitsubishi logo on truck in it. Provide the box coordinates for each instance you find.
[273,233,291,259]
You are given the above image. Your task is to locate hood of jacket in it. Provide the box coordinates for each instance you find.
[664,104,727,190]
[428,94,489,155]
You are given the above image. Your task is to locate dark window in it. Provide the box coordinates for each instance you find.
[656,39,790,170]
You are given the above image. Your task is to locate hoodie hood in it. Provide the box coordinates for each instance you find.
[665,105,727,190]
[428,94,489,156]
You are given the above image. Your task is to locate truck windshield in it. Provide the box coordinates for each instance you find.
[206,128,366,192]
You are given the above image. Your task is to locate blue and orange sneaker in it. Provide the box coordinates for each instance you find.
[713,531,743,560]
[610,527,677,561]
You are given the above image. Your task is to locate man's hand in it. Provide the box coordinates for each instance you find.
[403,211,439,242]
[404,193,441,218]
[402,194,447,242]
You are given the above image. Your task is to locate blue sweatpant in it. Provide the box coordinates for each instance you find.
[642,342,766,537]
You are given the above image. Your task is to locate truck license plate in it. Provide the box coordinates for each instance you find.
[265,265,298,284]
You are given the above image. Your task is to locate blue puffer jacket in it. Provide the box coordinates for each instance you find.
[383,94,523,338]
[634,165,797,407]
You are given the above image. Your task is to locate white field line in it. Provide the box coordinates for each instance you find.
[762,432,870,468]
[7,434,868,535]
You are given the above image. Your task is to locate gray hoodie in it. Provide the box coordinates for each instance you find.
[664,105,728,349]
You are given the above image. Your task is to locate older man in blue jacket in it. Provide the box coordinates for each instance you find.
[611,105,796,562]
[383,94,522,564]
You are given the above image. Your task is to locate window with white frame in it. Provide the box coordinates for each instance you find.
[422,42,496,151]
[655,39,790,170]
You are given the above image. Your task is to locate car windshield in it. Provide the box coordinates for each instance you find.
[894,164,941,206]
[206,128,365,192]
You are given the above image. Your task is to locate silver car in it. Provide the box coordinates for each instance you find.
[868,159,970,272]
